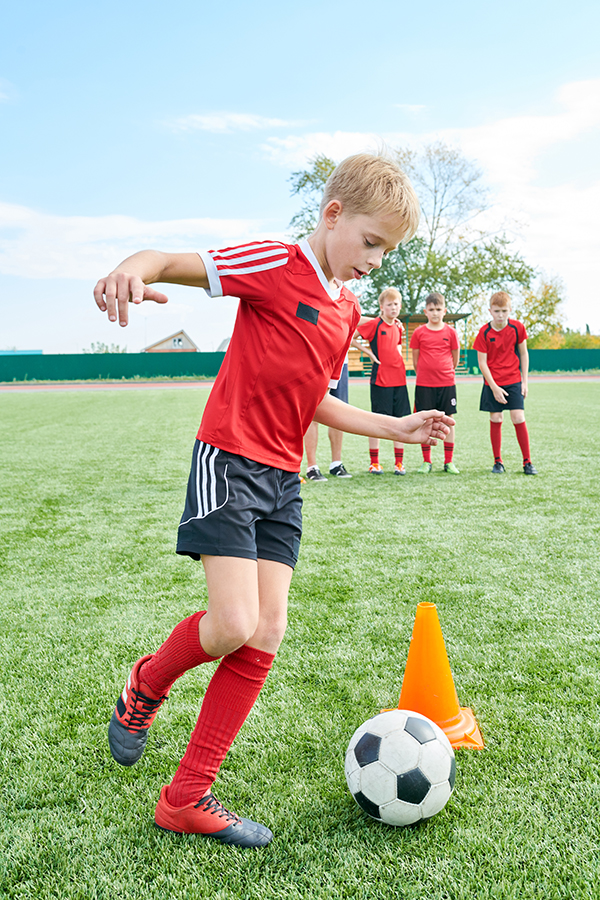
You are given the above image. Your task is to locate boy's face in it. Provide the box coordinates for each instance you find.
[380,295,401,321]
[322,203,406,284]
[489,304,510,329]
[424,303,445,326]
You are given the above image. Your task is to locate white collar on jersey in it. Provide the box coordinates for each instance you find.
[298,239,342,300]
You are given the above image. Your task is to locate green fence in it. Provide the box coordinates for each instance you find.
[466,349,600,373]
[1,348,599,383]
[0,352,226,383]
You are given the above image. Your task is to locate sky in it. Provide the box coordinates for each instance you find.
[1,0,599,354]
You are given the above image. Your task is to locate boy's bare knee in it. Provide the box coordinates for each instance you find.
[250,611,288,654]
[200,608,259,657]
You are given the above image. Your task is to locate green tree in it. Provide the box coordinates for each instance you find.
[512,278,565,346]
[288,144,536,316]
[83,342,127,353]
[288,154,336,240]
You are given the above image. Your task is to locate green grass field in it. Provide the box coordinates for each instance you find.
[1,381,599,900]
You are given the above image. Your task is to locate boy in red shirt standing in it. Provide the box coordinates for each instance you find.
[473,291,537,475]
[410,292,460,473]
[354,288,410,474]
[93,154,455,848]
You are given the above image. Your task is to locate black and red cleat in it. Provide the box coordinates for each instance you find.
[154,787,273,848]
[108,655,168,766]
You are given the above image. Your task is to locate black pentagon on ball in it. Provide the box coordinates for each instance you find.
[354,732,382,767]
[354,790,381,820]
[449,755,456,790]
[397,767,431,804]
[404,716,437,744]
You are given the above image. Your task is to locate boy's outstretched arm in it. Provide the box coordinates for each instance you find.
[94,251,209,327]
[313,394,454,445]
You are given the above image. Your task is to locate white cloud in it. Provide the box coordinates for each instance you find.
[261,80,600,330]
[0,203,282,279]
[168,111,302,133]
[262,130,413,167]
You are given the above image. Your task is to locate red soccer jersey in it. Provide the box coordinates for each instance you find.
[356,317,406,387]
[410,323,459,387]
[196,239,361,472]
[473,319,527,385]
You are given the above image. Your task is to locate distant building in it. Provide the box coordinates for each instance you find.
[0,349,43,355]
[143,330,199,353]
[216,337,230,352]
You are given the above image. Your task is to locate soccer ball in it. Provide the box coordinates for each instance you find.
[345,709,456,826]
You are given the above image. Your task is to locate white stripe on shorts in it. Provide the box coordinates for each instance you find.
[180,441,229,525]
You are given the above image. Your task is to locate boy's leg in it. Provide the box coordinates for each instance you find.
[443,424,459,473]
[166,556,290,807]
[108,612,219,766]
[509,409,536,472]
[305,421,319,469]
[368,436,382,472]
[490,413,504,472]
[393,442,405,474]
[328,427,344,465]
[305,421,326,480]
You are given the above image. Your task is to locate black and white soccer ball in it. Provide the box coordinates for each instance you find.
[345,709,456,826]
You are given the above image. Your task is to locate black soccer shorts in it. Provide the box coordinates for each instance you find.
[370,383,411,418]
[176,441,303,568]
[479,381,525,412]
[414,384,457,416]
[329,362,349,403]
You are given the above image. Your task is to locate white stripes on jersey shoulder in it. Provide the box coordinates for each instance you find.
[211,242,289,277]
[180,442,229,525]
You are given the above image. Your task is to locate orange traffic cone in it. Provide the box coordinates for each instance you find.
[395,602,484,749]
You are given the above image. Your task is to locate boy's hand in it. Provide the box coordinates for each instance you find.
[396,410,455,446]
[521,382,529,398]
[492,385,508,404]
[94,273,169,327]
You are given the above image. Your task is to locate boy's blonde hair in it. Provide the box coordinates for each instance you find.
[424,291,445,308]
[490,291,511,309]
[320,153,420,244]
[378,287,402,308]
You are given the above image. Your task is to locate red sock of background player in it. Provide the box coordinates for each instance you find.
[490,421,502,462]
[444,442,454,464]
[421,444,432,463]
[369,448,379,466]
[139,611,218,698]
[514,421,531,464]
[166,644,275,807]
[394,447,404,467]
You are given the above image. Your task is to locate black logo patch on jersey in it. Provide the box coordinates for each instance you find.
[296,302,319,325]
[381,330,388,335]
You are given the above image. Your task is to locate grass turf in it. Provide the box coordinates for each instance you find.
[0,381,599,899]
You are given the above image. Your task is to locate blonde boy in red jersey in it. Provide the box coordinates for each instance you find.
[354,288,410,474]
[473,291,537,475]
[410,292,460,473]
[93,154,455,848]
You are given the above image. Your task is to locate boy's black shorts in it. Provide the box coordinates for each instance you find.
[480,382,525,412]
[330,363,349,403]
[370,383,411,418]
[176,441,303,569]
[414,384,457,416]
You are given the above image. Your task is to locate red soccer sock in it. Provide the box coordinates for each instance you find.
[139,611,218,698]
[490,421,503,462]
[444,442,454,464]
[514,421,531,464]
[421,444,432,463]
[369,449,379,465]
[394,448,404,466]
[166,644,275,807]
